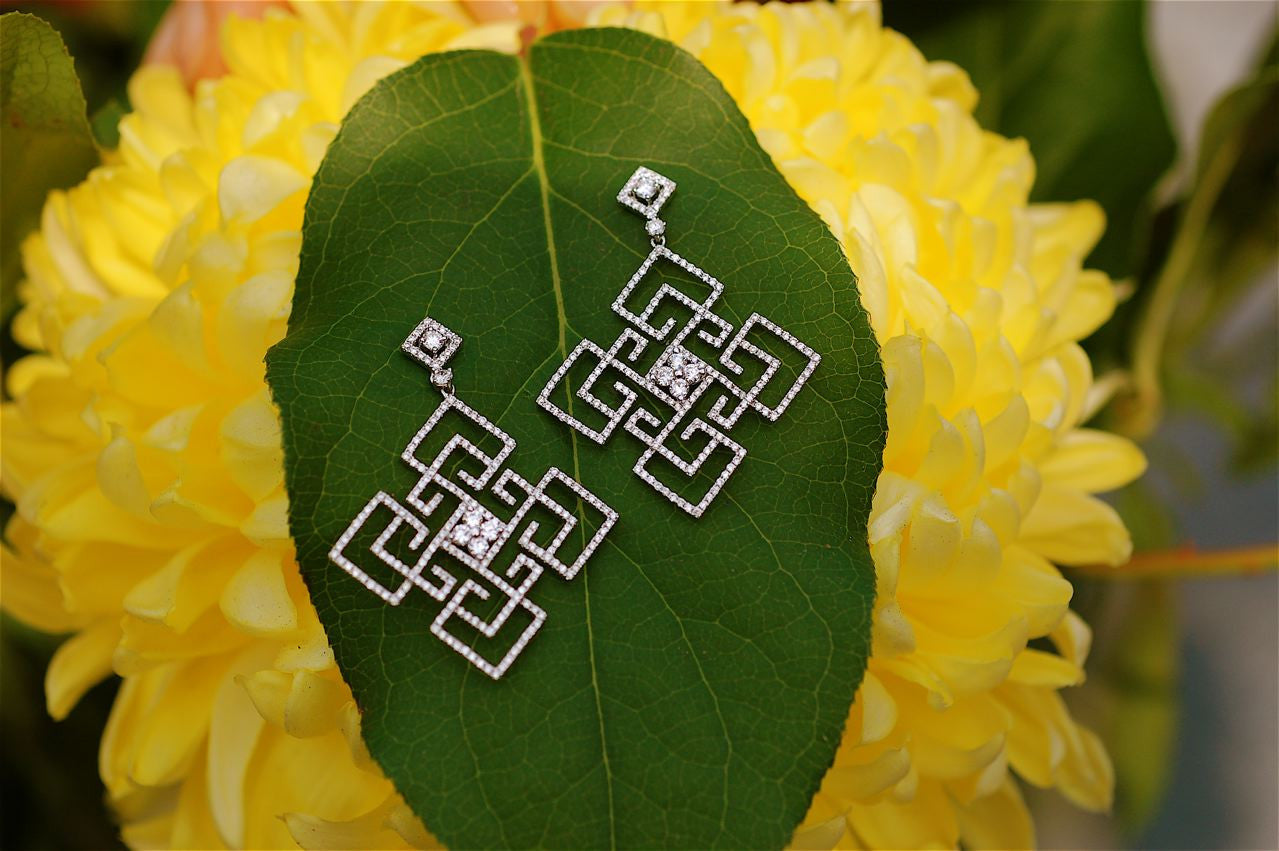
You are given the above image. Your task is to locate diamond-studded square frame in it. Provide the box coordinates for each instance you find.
[402,395,517,495]
[626,407,748,518]
[330,491,437,605]
[402,316,461,372]
[432,578,547,680]
[617,166,676,220]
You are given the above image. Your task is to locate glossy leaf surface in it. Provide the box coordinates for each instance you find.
[268,29,885,849]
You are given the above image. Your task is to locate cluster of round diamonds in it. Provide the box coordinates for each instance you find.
[652,351,705,401]
[449,505,504,558]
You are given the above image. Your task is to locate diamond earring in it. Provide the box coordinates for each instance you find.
[538,166,821,518]
[329,316,618,680]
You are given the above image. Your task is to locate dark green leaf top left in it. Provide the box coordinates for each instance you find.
[1,13,98,314]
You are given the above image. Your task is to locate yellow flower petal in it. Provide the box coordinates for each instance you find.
[130,655,232,786]
[220,390,285,501]
[1049,609,1092,669]
[242,727,394,850]
[1038,428,1147,494]
[46,618,120,720]
[957,778,1034,850]
[100,321,219,411]
[1007,648,1083,689]
[790,813,851,851]
[217,272,292,382]
[1056,723,1113,812]
[101,671,165,798]
[275,604,336,672]
[115,608,246,676]
[337,700,378,772]
[0,517,81,633]
[207,649,272,847]
[172,752,229,850]
[850,780,958,850]
[123,538,244,630]
[283,797,415,851]
[96,427,155,518]
[241,490,291,544]
[238,669,291,729]
[280,670,345,738]
[857,670,897,745]
[220,548,298,636]
[824,746,912,802]
[240,668,345,738]
[217,155,309,225]
[991,546,1073,639]
[1020,485,1133,566]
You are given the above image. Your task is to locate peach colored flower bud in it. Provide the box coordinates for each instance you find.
[548,0,618,29]
[143,0,284,89]
[461,0,626,35]
[462,0,549,27]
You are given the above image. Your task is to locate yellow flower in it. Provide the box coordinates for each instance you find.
[0,1,1144,848]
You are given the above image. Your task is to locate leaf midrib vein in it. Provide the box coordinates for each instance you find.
[519,56,619,851]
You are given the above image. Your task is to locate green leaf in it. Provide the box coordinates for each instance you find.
[886,0,1176,278]
[1117,53,1278,439]
[1171,60,1278,338]
[267,28,884,850]
[0,12,98,326]
[90,97,125,149]
[1090,580,1179,833]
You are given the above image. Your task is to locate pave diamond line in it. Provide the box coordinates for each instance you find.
[330,492,441,605]
[327,316,618,680]
[625,407,747,519]
[433,582,546,681]
[612,244,725,341]
[538,167,822,517]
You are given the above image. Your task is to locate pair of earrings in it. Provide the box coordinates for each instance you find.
[330,167,820,679]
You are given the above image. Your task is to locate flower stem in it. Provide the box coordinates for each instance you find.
[1124,129,1246,438]
[1072,544,1279,579]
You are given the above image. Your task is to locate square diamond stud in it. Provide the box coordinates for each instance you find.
[403,316,462,372]
[617,166,676,220]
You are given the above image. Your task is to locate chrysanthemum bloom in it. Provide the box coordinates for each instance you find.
[2,1,1144,847]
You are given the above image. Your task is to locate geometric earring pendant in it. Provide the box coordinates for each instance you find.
[538,166,821,517]
[330,316,617,680]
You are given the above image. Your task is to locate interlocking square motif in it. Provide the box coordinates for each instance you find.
[538,169,821,517]
[329,318,617,680]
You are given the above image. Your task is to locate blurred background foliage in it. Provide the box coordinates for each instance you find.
[891,4,1277,845]
[2,2,1275,849]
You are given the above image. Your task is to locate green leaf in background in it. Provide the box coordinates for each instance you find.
[90,97,126,149]
[1120,46,1277,444]
[886,0,1176,279]
[1187,65,1279,325]
[0,12,98,326]
[1075,580,1179,834]
[267,28,885,850]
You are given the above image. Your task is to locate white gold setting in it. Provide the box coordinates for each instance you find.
[538,166,821,518]
[329,316,618,680]
[403,316,462,389]
[617,165,676,221]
